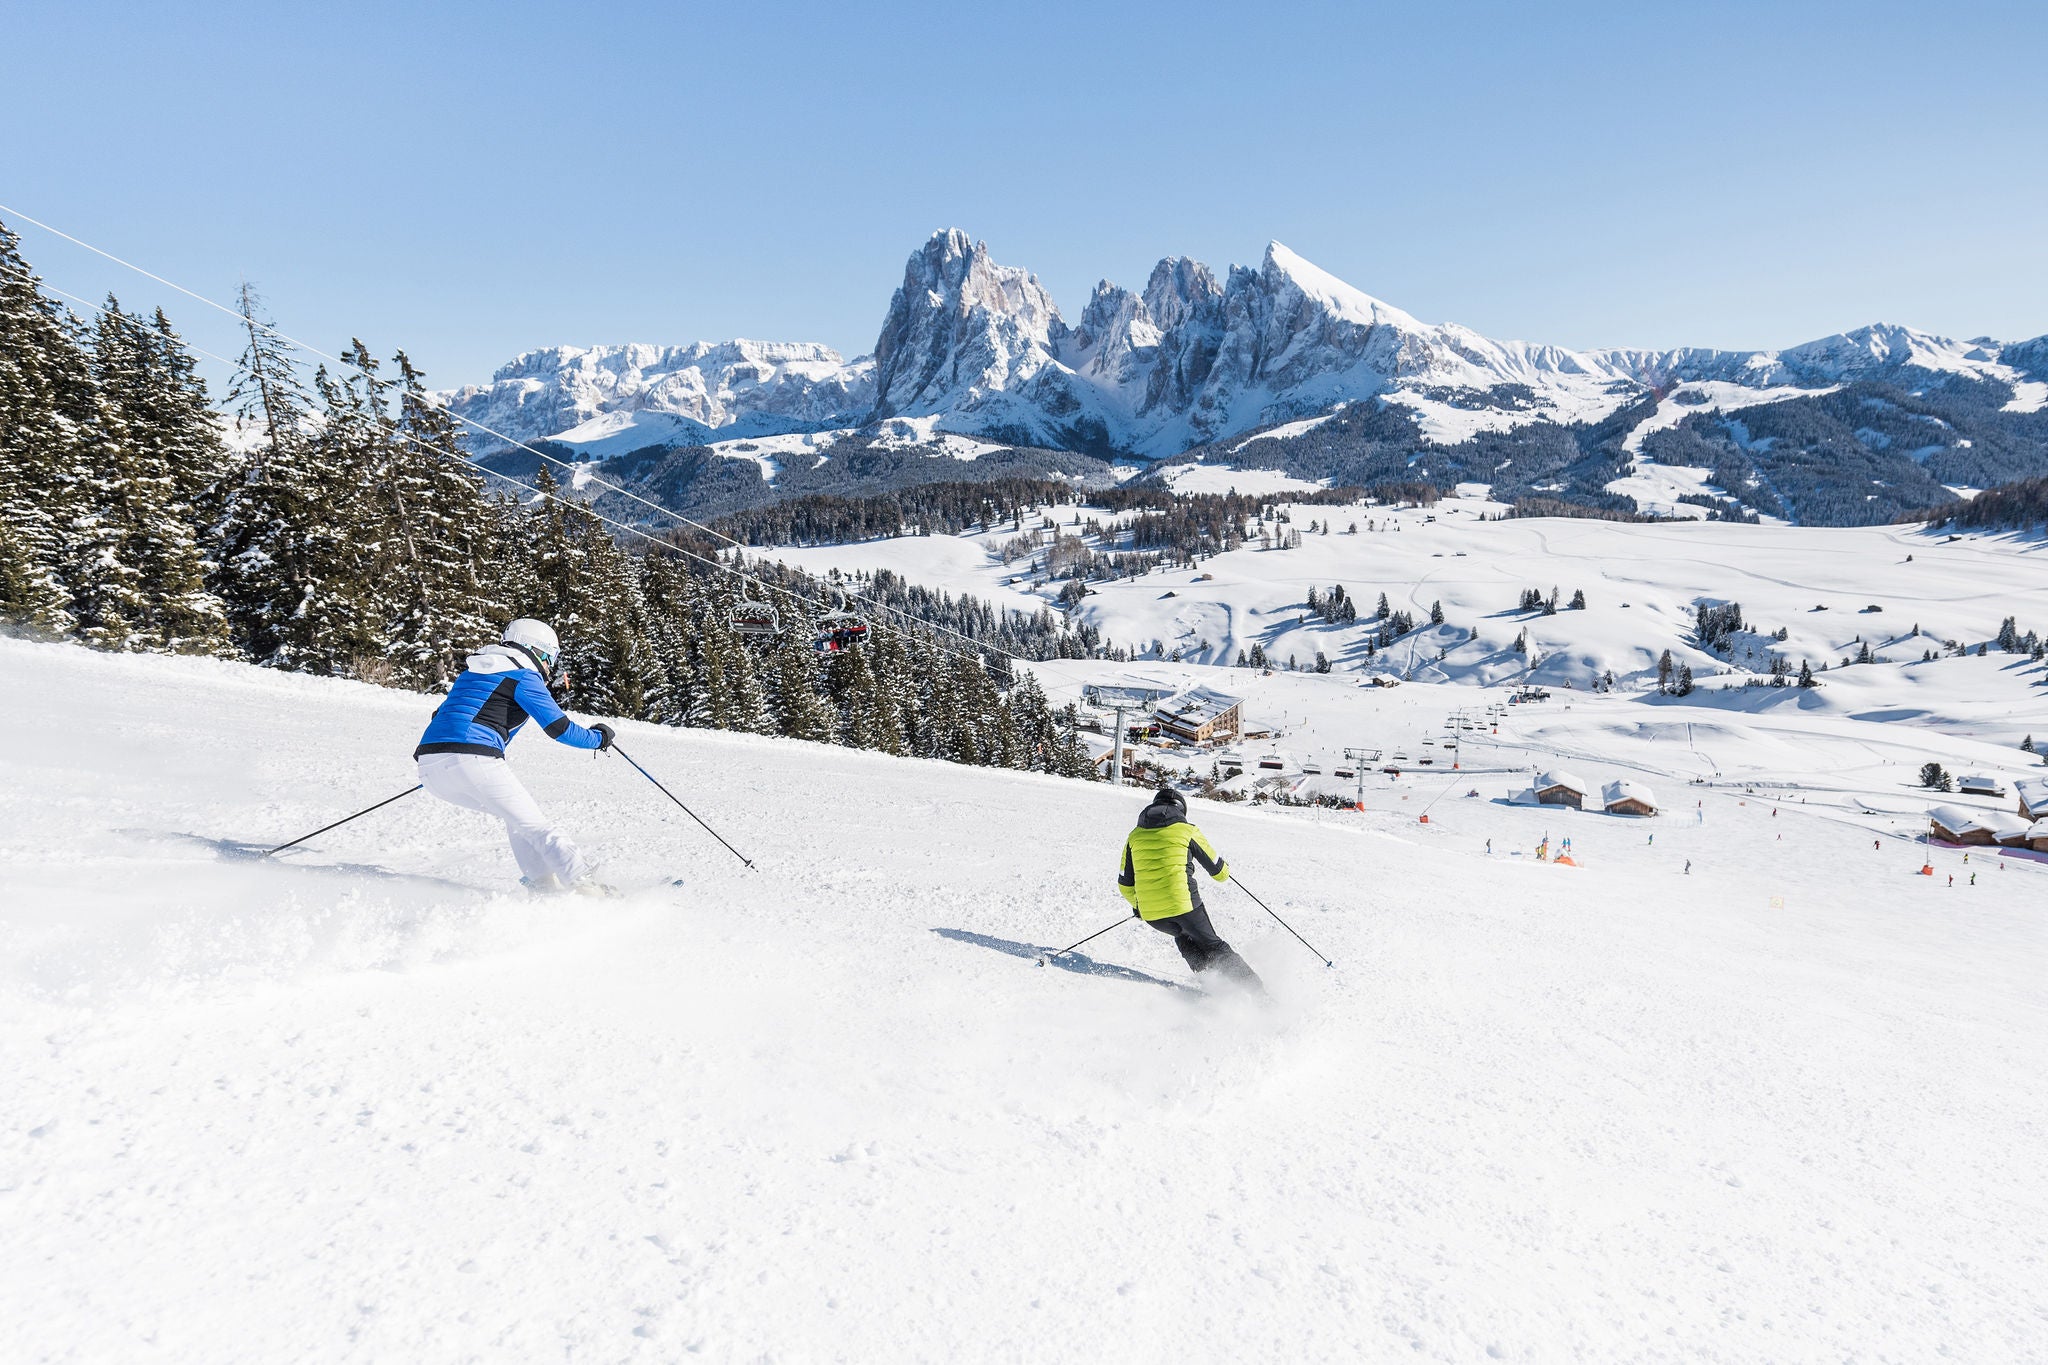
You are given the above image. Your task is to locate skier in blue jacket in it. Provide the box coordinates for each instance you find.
[414,618,615,893]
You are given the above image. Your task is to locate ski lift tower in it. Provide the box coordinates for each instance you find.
[1085,685,1160,788]
[1342,747,1377,809]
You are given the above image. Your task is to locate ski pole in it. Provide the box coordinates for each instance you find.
[262,785,421,858]
[1035,915,1131,965]
[609,743,757,870]
[1234,877,1334,968]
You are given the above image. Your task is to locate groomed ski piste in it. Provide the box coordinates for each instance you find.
[4,628,2046,1363]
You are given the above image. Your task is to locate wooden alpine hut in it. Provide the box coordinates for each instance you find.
[1602,780,1658,817]
[2017,777,2048,823]
[1533,769,1590,809]
[1927,805,1998,846]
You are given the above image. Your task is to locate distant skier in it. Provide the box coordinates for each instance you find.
[1117,788,1263,992]
[414,619,615,894]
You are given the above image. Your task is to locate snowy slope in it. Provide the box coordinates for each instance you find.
[759,490,2048,698]
[439,232,2048,471]
[5,634,2047,1361]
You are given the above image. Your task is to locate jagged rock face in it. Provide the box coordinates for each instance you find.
[1067,282,1157,391]
[2005,334,2048,380]
[870,230,1072,424]
[443,229,2043,463]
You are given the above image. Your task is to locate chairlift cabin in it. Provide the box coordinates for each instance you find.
[1302,761,1323,776]
[813,605,871,654]
[733,600,781,638]
[1258,754,1286,771]
[1333,765,1356,779]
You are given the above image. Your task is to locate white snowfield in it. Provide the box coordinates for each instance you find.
[3,636,2046,1363]
[765,490,2048,700]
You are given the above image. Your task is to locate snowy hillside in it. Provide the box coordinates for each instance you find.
[768,487,2048,698]
[440,231,2048,518]
[4,632,2047,1361]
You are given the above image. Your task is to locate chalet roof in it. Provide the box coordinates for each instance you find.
[1534,769,1589,795]
[2016,777,2048,809]
[1927,805,1992,835]
[1602,779,1657,810]
[1978,811,2033,840]
[1152,687,1244,728]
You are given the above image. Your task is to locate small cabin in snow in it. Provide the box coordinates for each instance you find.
[1957,774,2006,797]
[1927,807,2030,847]
[1981,812,2034,847]
[1602,780,1658,817]
[1928,806,1996,845]
[2017,777,2048,823]
[2030,820,2048,853]
[1533,770,1590,809]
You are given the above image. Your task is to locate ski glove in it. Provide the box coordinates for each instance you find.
[591,722,616,751]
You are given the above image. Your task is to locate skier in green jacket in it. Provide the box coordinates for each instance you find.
[1117,787,1264,990]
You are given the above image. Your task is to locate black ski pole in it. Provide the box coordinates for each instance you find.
[262,785,422,858]
[609,743,757,870]
[1035,915,1132,966]
[1234,877,1334,968]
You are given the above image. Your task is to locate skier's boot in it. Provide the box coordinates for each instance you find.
[1208,949,1268,999]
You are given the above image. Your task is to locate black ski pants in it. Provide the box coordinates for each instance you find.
[1146,904,1259,984]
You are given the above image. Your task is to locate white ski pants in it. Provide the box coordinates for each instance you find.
[416,752,589,887]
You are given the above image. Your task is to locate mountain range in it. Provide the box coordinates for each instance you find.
[443,230,2048,525]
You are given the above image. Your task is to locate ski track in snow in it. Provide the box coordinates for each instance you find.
[3,637,2047,1362]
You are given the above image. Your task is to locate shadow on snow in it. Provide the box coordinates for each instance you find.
[931,927,1197,993]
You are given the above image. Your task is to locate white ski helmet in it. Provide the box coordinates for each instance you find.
[502,618,562,674]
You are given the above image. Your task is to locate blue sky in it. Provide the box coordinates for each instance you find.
[4,1,2044,389]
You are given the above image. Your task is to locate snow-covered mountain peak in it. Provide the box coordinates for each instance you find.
[869,230,1076,426]
[441,230,2044,474]
[1259,240,1424,333]
[1141,256,1222,331]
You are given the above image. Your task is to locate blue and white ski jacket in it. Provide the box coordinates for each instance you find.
[414,644,603,759]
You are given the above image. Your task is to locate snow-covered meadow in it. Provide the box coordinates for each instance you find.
[3,628,2045,1363]
[769,488,2048,701]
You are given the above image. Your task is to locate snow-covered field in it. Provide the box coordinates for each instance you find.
[4,633,2046,1363]
[764,490,2048,698]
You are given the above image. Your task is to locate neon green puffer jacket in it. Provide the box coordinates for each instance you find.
[1117,797,1229,921]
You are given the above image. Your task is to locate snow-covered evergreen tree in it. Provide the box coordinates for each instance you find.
[0,222,86,634]
[378,351,505,685]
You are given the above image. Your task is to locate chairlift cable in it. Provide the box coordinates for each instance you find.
[0,202,1064,670]
[0,246,1098,693]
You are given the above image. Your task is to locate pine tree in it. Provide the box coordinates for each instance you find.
[76,300,231,654]
[378,351,504,685]
[1797,659,1816,688]
[1657,648,1674,692]
[1568,588,1586,611]
[0,222,86,634]
[830,645,902,753]
[1375,591,1390,620]
[138,308,233,653]
[1430,599,1445,625]
[61,300,147,651]
[212,285,326,665]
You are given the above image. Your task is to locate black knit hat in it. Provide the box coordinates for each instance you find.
[1154,785,1186,808]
